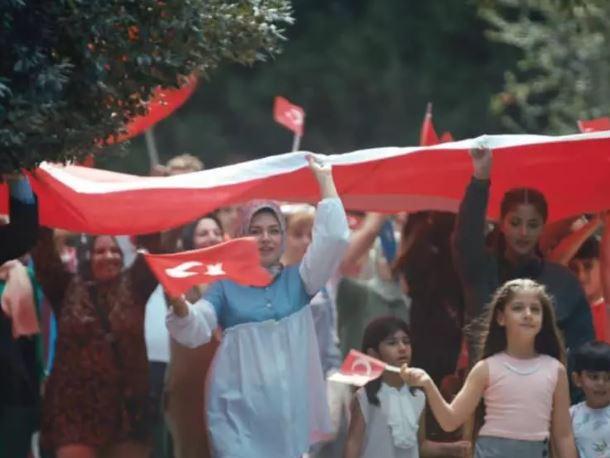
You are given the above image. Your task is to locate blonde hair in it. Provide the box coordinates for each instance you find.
[286,211,314,234]
[166,154,204,174]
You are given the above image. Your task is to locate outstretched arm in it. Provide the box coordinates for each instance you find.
[30,227,72,312]
[402,361,487,432]
[339,212,387,276]
[452,147,493,286]
[165,281,224,348]
[299,155,350,296]
[0,176,38,264]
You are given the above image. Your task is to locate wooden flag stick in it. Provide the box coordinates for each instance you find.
[291,133,302,152]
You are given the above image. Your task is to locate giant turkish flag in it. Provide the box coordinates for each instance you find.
[22,130,610,234]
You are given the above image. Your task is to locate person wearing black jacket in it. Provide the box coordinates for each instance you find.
[0,175,40,458]
[453,147,594,369]
[0,175,38,263]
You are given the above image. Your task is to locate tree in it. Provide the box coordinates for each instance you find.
[110,1,516,174]
[479,0,610,134]
[0,0,293,173]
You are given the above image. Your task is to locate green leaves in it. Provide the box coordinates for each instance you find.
[0,0,293,173]
[479,0,610,134]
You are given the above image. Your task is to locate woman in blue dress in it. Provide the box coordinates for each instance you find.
[166,154,350,457]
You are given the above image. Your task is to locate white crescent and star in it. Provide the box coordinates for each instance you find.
[164,261,226,278]
[284,108,304,126]
[350,356,373,377]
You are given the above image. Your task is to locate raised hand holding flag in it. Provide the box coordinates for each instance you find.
[328,349,400,386]
[142,237,271,297]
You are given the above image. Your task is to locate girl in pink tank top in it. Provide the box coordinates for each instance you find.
[402,279,578,458]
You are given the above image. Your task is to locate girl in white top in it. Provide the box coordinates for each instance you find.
[402,278,577,458]
[343,316,471,458]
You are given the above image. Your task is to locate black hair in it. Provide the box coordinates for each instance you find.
[485,188,549,275]
[500,188,548,222]
[573,236,600,261]
[392,211,464,383]
[573,341,610,373]
[75,234,123,281]
[180,213,224,251]
[361,316,411,405]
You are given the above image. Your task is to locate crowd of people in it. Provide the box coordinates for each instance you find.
[0,146,609,458]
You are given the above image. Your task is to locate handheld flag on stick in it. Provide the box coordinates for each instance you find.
[142,238,272,297]
[108,75,198,145]
[419,102,454,146]
[273,96,305,151]
[328,349,400,386]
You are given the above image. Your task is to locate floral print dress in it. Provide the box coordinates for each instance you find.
[32,230,158,450]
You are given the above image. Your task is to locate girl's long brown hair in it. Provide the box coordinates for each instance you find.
[469,278,566,365]
[467,279,566,438]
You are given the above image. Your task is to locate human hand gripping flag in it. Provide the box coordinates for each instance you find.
[142,237,272,297]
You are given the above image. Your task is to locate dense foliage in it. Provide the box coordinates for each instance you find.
[104,1,518,174]
[0,0,293,173]
[480,0,610,133]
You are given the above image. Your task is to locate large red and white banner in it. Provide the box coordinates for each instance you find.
[142,238,271,296]
[15,130,610,234]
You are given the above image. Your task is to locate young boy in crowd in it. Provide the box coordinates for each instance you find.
[569,237,610,343]
[570,341,610,458]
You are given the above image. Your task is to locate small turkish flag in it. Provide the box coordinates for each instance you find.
[142,238,272,297]
[578,117,610,133]
[273,96,305,136]
[328,349,400,386]
[419,102,454,146]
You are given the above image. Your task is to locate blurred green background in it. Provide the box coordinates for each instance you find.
[97,0,610,174]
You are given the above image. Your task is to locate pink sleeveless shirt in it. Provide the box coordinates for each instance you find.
[479,352,561,441]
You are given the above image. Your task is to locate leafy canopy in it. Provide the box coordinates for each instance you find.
[0,0,293,173]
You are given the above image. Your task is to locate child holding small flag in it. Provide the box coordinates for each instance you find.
[401,279,577,458]
[343,316,471,458]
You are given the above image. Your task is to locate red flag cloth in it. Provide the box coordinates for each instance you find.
[273,96,305,136]
[142,238,271,297]
[578,117,610,133]
[20,131,610,234]
[328,349,399,386]
[419,104,453,146]
[0,184,7,219]
[440,131,454,143]
[107,75,197,144]
[419,110,440,146]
